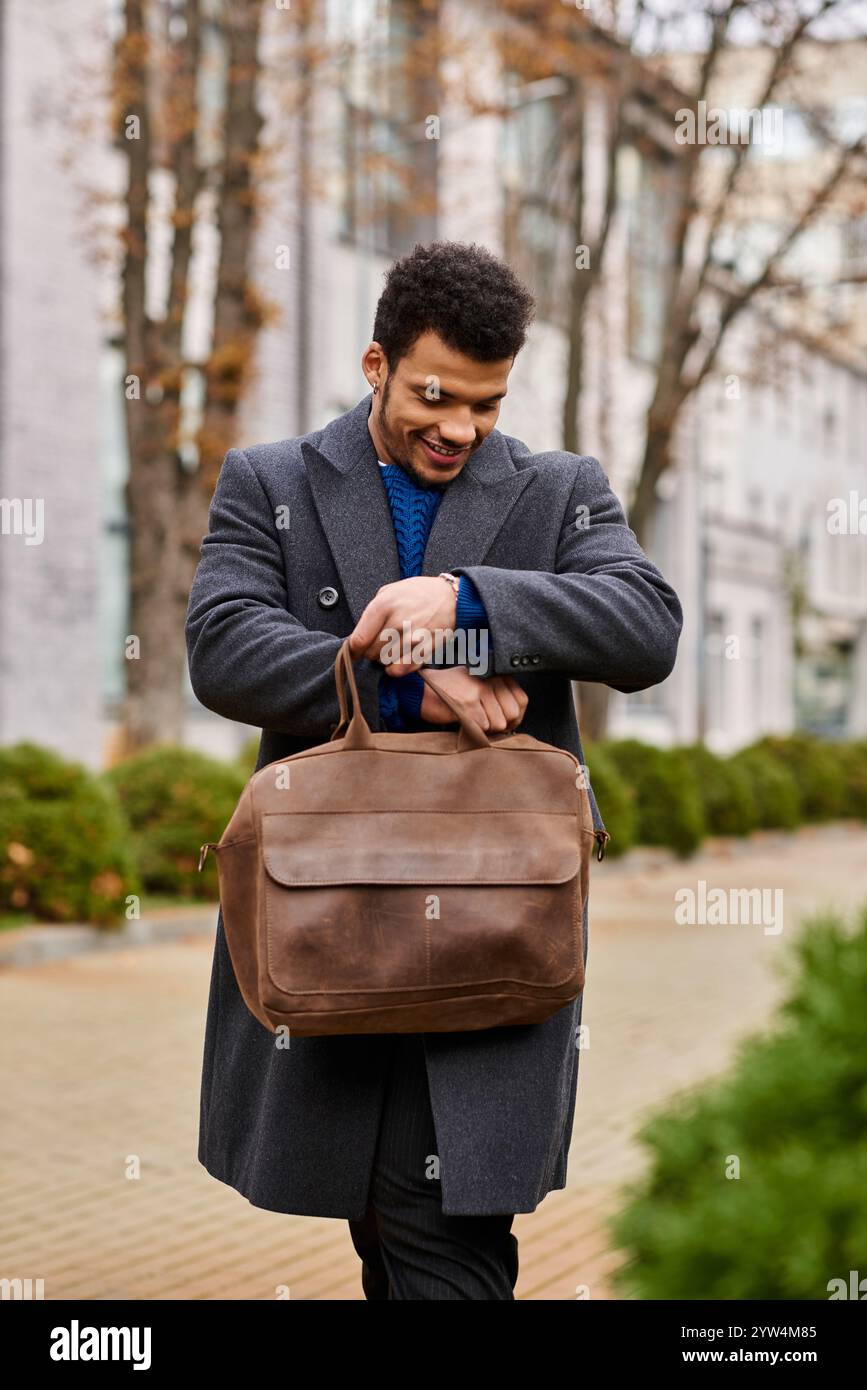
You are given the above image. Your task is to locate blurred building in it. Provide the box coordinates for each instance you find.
[0,0,864,768]
[651,34,867,746]
[0,0,108,766]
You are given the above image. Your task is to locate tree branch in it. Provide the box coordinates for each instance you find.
[687,131,867,392]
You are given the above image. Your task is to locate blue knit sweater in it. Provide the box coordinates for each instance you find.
[377,461,490,731]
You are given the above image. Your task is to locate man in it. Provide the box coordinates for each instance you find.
[185,240,683,1301]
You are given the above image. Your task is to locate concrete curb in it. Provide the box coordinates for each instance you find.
[0,905,217,968]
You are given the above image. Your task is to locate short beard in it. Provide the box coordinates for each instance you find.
[379,374,439,490]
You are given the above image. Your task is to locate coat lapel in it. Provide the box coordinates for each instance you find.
[302,392,537,627]
[300,403,399,629]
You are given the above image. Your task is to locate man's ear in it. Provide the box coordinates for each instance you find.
[360,340,388,390]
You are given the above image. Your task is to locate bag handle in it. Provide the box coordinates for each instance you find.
[414,666,492,750]
[330,638,491,752]
[334,641,353,733]
[331,640,374,748]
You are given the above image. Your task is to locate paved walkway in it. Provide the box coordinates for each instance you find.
[2,823,865,1300]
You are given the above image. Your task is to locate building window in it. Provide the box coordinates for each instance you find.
[842,214,867,276]
[750,615,764,727]
[704,610,727,745]
[795,640,854,737]
[626,151,680,366]
[336,0,438,257]
[502,74,572,328]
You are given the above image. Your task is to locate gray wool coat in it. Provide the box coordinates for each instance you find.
[185,390,683,1219]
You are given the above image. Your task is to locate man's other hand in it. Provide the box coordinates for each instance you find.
[419,667,528,733]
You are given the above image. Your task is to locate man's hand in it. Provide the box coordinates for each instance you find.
[349,576,458,676]
[418,666,528,733]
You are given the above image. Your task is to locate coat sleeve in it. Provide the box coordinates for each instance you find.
[185,446,383,737]
[449,455,683,692]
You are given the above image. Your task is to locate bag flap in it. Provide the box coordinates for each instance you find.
[261,810,580,886]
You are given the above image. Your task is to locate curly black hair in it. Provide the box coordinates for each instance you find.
[372,241,536,370]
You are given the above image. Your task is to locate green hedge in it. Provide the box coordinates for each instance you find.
[0,743,138,925]
[597,740,706,857]
[727,746,802,829]
[830,739,867,819]
[749,733,847,821]
[681,744,759,838]
[105,747,245,900]
[608,903,867,1299]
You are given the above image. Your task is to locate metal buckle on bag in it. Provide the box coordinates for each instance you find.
[594,830,611,862]
[198,842,219,871]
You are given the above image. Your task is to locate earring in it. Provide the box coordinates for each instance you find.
[372,383,378,394]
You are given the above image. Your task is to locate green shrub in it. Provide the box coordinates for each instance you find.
[608,903,867,1299]
[826,739,867,820]
[600,740,706,856]
[105,747,245,900]
[583,744,637,857]
[728,746,801,830]
[681,744,758,838]
[0,742,138,925]
[750,733,846,821]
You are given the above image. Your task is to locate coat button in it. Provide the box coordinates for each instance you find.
[318,586,339,609]
[531,654,541,664]
[510,655,521,666]
[520,655,531,665]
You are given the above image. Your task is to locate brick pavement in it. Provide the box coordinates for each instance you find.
[1,823,865,1300]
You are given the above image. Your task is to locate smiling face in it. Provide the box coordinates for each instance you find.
[362,330,513,488]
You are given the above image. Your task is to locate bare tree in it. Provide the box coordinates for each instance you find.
[113,0,266,751]
[468,4,636,451]
[111,0,447,750]
[627,0,867,545]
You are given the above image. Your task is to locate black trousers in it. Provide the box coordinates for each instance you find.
[347,1032,519,1300]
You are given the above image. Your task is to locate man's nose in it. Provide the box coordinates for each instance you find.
[437,416,477,446]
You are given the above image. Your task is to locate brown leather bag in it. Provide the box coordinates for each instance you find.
[199,638,609,1037]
